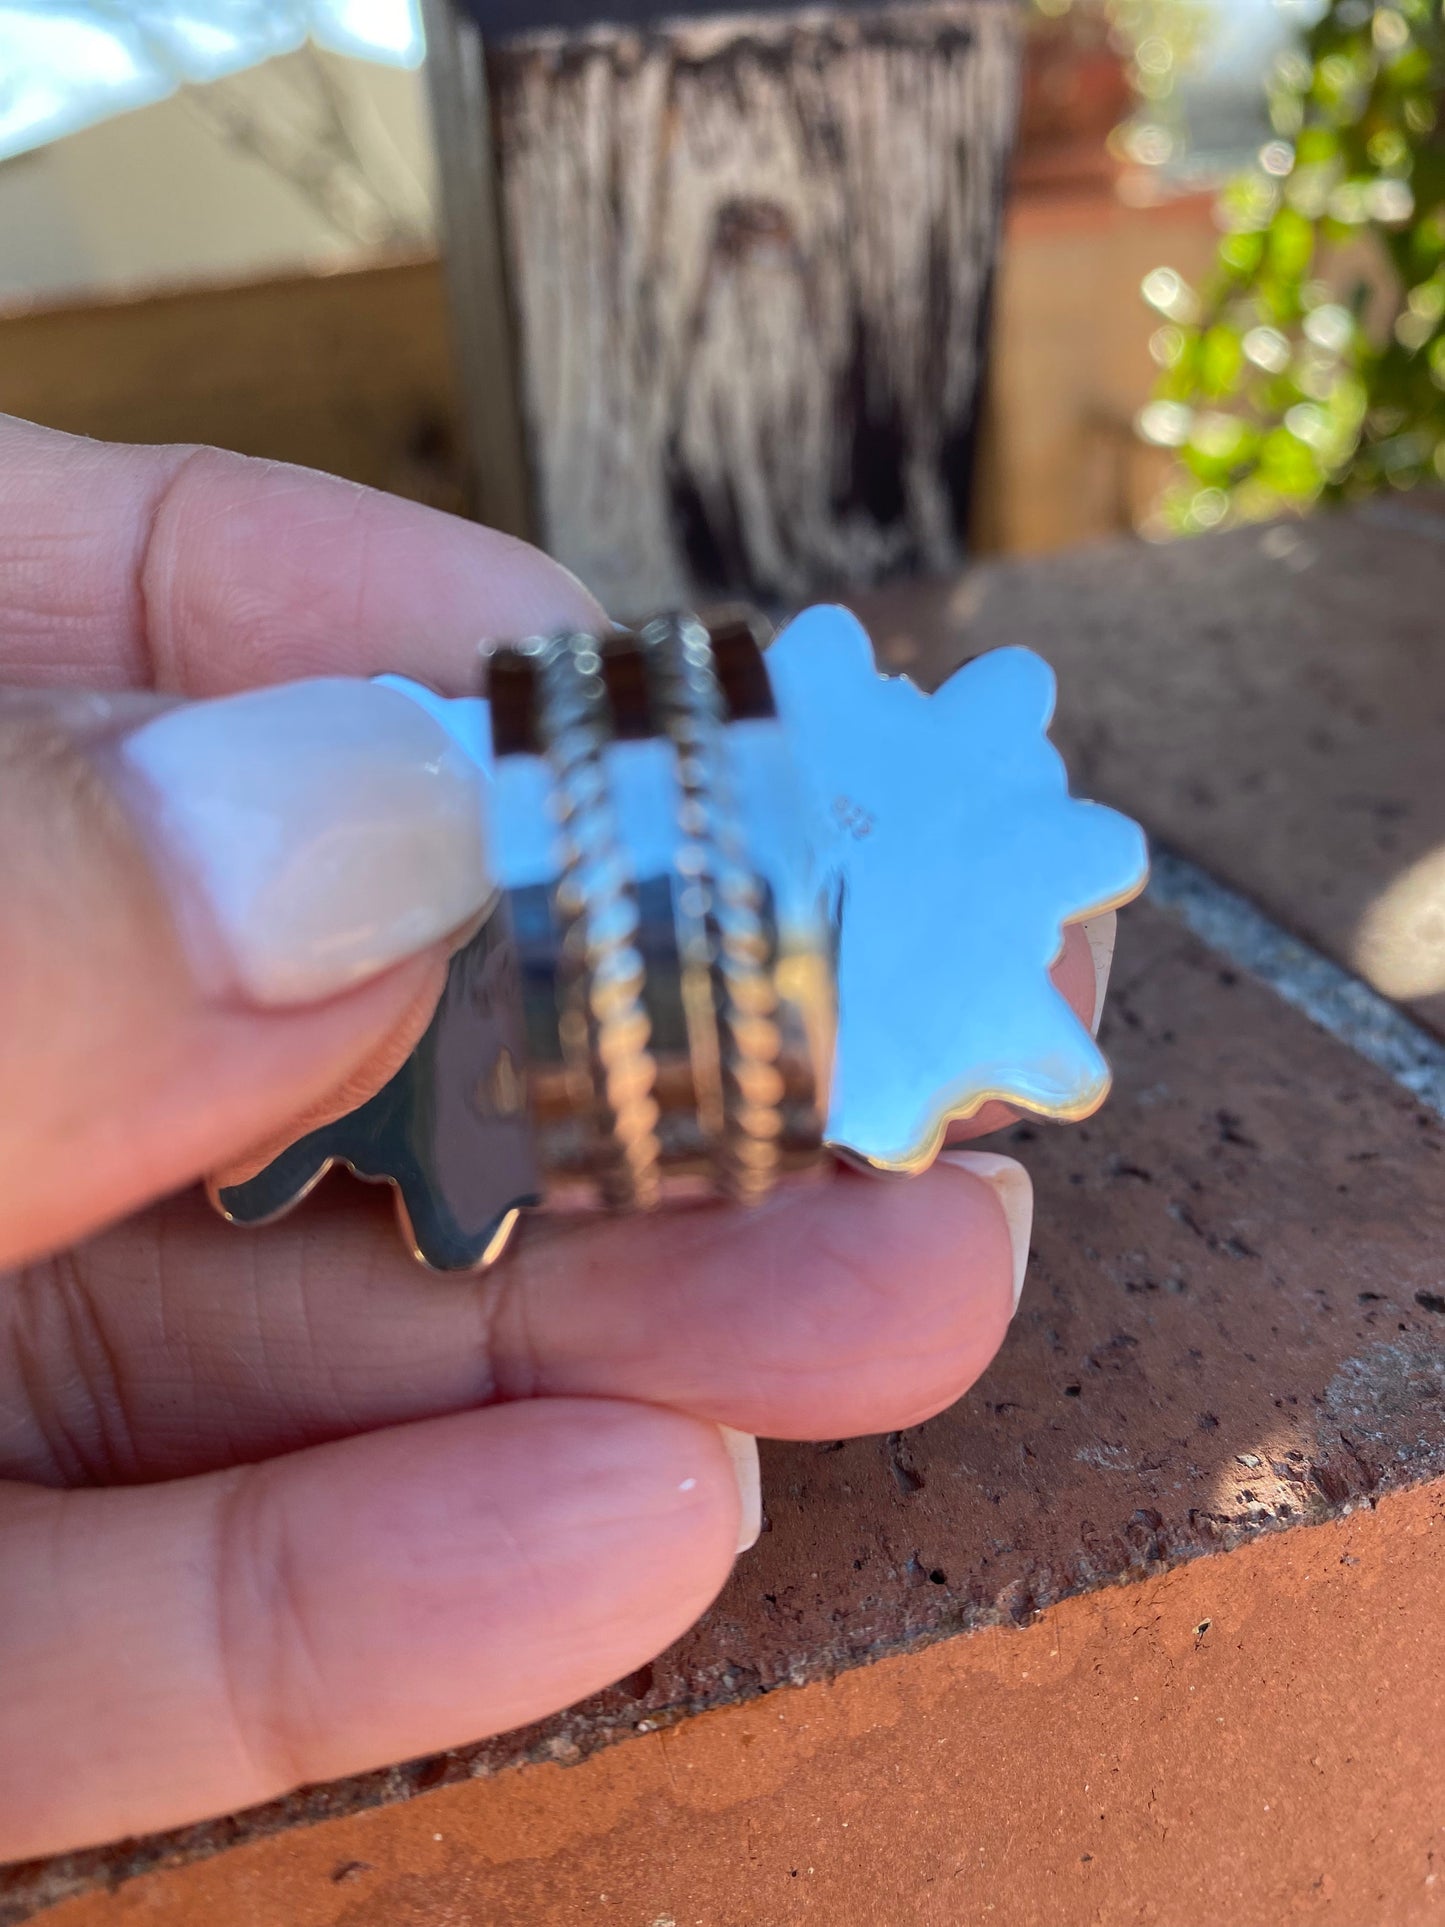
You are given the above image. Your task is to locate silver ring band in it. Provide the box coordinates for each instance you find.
[534,631,664,1211]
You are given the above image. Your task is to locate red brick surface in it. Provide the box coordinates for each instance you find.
[855,500,1445,1036]
[7,897,1443,1921]
[35,1482,1445,1927]
[7,510,1445,1922]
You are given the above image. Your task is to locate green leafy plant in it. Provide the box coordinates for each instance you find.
[1106,0,1213,174]
[1140,0,1445,532]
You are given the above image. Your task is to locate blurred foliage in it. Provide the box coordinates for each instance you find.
[1139,0,1445,531]
[1107,0,1214,172]
[1033,0,1215,171]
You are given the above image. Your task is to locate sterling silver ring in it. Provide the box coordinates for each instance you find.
[211,604,1149,1272]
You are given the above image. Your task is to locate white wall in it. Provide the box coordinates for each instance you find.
[0,48,437,307]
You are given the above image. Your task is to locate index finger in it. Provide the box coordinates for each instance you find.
[0,415,603,694]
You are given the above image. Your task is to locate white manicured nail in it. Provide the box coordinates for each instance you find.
[718,1425,762,1553]
[938,1150,1034,1312]
[1082,909,1118,1034]
[120,679,491,1006]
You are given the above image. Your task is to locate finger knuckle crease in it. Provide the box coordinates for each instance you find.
[212,1468,331,1798]
[6,1254,142,1485]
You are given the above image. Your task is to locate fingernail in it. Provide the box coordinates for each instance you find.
[718,1425,762,1553]
[937,1151,1034,1312]
[119,679,491,1006]
[1082,910,1118,1035]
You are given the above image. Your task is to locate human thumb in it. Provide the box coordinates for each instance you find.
[0,679,490,1267]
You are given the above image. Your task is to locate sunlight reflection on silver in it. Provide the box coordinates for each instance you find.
[766,607,1150,1173]
[211,606,1149,1270]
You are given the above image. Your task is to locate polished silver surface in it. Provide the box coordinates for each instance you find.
[534,631,665,1210]
[641,614,797,1204]
[765,605,1151,1172]
[213,605,1149,1269]
[213,614,835,1269]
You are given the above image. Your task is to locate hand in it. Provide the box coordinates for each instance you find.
[0,417,1104,1861]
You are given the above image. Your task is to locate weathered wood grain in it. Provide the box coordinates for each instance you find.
[489,2,1021,614]
[419,0,534,537]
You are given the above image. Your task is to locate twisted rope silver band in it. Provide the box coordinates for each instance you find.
[641,614,785,1204]
[534,634,663,1210]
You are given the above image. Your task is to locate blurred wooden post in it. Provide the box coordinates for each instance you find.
[424,0,1022,615]
[418,0,534,539]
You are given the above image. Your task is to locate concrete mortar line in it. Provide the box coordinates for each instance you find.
[1145,847,1445,1119]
